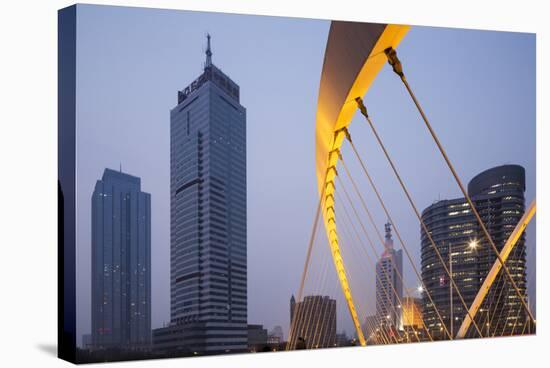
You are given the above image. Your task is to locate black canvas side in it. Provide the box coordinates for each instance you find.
[58,4,77,363]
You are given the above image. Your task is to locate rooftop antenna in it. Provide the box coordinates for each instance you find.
[384,221,394,251]
[119,162,122,173]
[205,33,212,69]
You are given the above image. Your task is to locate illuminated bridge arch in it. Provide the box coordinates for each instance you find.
[314,22,410,346]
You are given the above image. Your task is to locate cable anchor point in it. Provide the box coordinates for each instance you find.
[343,127,352,143]
[355,97,368,118]
[384,47,405,78]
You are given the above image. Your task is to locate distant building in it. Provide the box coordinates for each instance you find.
[288,295,336,349]
[154,35,247,354]
[268,325,284,344]
[91,168,151,350]
[247,325,268,352]
[375,223,403,330]
[401,297,423,330]
[335,331,351,347]
[421,165,530,338]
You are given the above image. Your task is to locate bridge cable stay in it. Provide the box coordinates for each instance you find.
[336,192,418,344]
[336,168,434,342]
[350,103,484,338]
[338,157,436,342]
[515,240,536,336]
[337,215,402,345]
[337,193,410,343]
[309,254,339,348]
[342,132,458,340]
[497,244,528,337]
[472,229,531,339]
[496,227,533,337]
[294,163,376,349]
[335,200,402,344]
[383,47,535,326]
[290,228,333,350]
[477,242,521,338]
[309,241,341,348]
[457,199,535,338]
[289,224,331,350]
[286,180,327,350]
[336,178,427,343]
[515,259,535,335]
[302,243,331,348]
[288,182,354,350]
[481,262,509,337]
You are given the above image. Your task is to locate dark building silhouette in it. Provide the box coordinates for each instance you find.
[154,35,247,354]
[91,168,151,350]
[289,295,336,349]
[247,324,268,352]
[421,165,530,339]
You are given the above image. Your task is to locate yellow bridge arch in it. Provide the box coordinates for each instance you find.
[315,21,410,346]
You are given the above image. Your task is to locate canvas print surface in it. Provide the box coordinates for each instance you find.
[58,4,536,363]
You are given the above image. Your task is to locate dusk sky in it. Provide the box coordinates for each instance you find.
[75,4,535,343]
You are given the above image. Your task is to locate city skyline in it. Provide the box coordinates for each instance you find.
[73,4,536,345]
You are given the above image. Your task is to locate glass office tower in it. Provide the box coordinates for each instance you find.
[154,35,247,354]
[91,168,151,350]
[421,165,530,338]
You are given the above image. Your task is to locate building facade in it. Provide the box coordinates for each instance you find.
[375,223,403,330]
[91,168,151,350]
[289,295,337,349]
[154,35,247,354]
[247,324,268,351]
[420,165,530,339]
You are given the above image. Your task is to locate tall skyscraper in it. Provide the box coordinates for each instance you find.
[154,35,247,354]
[289,295,337,349]
[375,223,403,330]
[421,165,530,339]
[91,168,151,350]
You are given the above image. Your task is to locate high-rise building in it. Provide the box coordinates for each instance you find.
[421,165,530,339]
[375,223,403,330]
[289,295,337,349]
[154,35,247,354]
[91,168,151,350]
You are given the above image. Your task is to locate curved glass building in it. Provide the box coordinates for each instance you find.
[420,165,530,339]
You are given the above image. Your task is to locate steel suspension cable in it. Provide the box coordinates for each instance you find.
[303,246,331,348]
[349,106,484,338]
[336,179,425,343]
[342,135,458,340]
[383,47,535,325]
[338,158,435,342]
[502,241,531,336]
[287,184,327,350]
[291,232,332,350]
[336,212,397,344]
[336,194,401,343]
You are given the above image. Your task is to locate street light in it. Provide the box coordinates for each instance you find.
[468,239,478,250]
